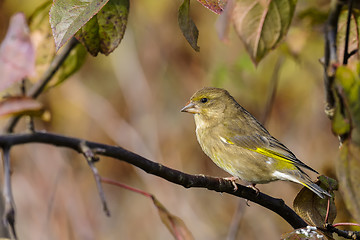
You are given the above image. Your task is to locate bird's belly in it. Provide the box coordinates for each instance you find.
[213,151,276,183]
[198,135,277,183]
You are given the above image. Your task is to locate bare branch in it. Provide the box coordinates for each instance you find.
[79,141,110,217]
[0,131,307,229]
[343,0,354,65]
[325,223,360,239]
[2,148,16,239]
[323,0,344,119]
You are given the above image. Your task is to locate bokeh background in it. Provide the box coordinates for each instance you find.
[0,0,346,239]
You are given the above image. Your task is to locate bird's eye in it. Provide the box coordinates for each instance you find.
[200,98,208,103]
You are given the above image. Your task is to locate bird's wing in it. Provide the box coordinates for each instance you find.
[222,120,318,174]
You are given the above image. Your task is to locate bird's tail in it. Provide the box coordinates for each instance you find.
[295,171,331,199]
[277,170,331,198]
[300,179,331,199]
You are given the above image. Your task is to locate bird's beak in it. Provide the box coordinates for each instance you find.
[181,101,199,114]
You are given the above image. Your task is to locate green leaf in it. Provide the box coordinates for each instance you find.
[178,0,200,52]
[337,141,360,223]
[75,0,129,56]
[332,94,351,136]
[49,0,110,51]
[334,64,360,223]
[232,0,297,65]
[30,1,86,88]
[335,64,360,143]
[50,44,87,87]
[29,0,55,83]
[152,197,194,240]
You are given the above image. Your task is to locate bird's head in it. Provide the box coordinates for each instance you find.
[181,87,236,119]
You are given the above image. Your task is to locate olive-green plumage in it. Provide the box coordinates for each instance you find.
[181,87,330,198]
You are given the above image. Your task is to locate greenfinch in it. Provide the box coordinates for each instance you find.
[181,87,330,198]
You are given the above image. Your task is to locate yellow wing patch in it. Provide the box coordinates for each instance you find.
[251,147,297,170]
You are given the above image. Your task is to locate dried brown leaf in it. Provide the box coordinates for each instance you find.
[152,197,194,240]
[0,13,36,91]
[0,96,44,118]
[196,0,227,14]
[232,0,296,64]
[293,177,336,227]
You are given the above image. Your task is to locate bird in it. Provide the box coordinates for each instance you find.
[181,87,330,198]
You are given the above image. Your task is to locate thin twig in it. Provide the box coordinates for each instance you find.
[323,0,344,119]
[79,141,110,217]
[325,223,360,239]
[102,177,193,239]
[333,222,360,228]
[101,177,153,198]
[0,131,308,229]
[2,148,16,239]
[4,37,79,133]
[343,0,354,65]
[20,79,26,96]
[324,197,331,224]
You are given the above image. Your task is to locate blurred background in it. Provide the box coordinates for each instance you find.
[0,0,345,239]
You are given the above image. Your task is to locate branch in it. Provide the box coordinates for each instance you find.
[343,0,354,65]
[323,0,344,119]
[0,131,307,229]
[2,148,16,239]
[325,223,360,239]
[79,141,110,216]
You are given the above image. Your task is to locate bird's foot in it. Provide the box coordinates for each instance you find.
[246,184,260,196]
[223,176,239,192]
[244,184,260,206]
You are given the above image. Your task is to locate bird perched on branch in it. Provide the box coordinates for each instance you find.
[181,87,330,198]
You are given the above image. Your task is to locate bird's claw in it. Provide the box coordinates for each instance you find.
[247,184,260,196]
[223,176,239,192]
